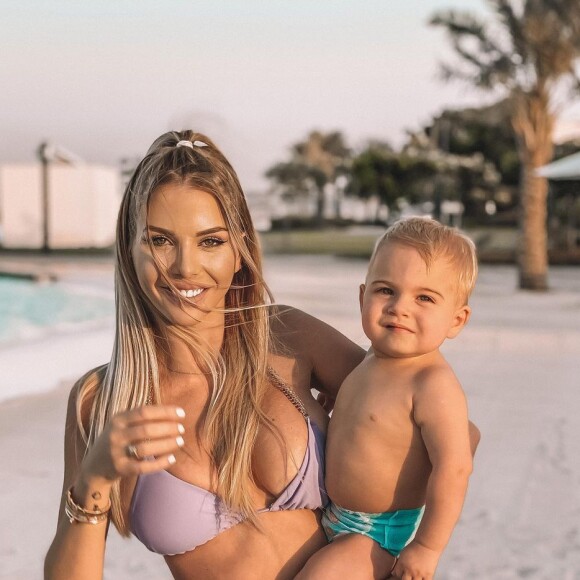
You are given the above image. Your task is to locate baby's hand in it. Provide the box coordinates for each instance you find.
[391,540,441,579]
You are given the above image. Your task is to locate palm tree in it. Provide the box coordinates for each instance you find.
[292,131,351,223]
[265,131,350,225]
[430,0,580,290]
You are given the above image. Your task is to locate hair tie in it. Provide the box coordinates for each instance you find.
[176,139,208,149]
[176,140,194,149]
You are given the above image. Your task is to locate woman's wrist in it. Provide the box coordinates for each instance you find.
[65,486,110,524]
[72,472,114,512]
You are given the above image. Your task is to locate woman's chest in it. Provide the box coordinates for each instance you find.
[121,363,323,514]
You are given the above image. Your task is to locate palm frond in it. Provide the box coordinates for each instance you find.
[486,0,528,60]
[431,8,519,90]
[541,0,580,50]
[430,10,489,44]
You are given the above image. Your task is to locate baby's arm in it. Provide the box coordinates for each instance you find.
[393,369,472,579]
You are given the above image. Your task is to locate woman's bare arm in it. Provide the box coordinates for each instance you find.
[45,374,185,580]
[44,381,111,580]
[272,306,365,402]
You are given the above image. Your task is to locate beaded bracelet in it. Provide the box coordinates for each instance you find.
[65,487,111,525]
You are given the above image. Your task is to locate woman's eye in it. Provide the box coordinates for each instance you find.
[200,236,226,248]
[150,235,170,247]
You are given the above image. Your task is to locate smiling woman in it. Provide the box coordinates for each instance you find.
[133,184,241,332]
[44,130,365,580]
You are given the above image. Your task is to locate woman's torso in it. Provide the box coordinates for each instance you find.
[120,347,330,579]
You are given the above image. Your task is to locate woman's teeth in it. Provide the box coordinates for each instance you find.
[179,288,204,298]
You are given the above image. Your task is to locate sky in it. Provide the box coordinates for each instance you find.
[2,0,580,191]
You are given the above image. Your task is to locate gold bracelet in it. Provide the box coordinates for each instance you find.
[65,487,111,525]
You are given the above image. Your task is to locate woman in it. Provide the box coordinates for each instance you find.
[44,130,366,579]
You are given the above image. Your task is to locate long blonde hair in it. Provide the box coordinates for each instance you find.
[77,130,274,534]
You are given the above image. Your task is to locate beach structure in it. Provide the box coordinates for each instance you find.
[537,151,580,180]
[0,161,121,249]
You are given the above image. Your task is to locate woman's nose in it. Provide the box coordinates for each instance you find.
[171,242,200,278]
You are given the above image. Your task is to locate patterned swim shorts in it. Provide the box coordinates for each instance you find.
[321,502,424,557]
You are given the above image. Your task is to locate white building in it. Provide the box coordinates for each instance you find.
[0,163,121,249]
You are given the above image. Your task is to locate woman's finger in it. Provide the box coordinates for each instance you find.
[126,452,179,474]
[124,421,185,443]
[120,405,186,427]
[123,435,185,460]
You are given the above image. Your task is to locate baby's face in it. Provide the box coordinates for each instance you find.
[359,242,470,359]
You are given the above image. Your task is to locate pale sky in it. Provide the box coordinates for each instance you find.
[2,0,579,191]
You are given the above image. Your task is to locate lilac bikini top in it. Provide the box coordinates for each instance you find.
[130,369,328,556]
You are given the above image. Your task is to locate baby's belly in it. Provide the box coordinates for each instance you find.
[326,434,431,513]
[166,509,326,580]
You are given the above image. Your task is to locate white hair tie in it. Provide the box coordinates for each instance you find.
[176,140,194,149]
[176,139,208,149]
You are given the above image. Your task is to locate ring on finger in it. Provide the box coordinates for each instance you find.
[125,443,141,461]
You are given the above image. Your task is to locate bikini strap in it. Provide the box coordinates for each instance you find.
[267,366,309,419]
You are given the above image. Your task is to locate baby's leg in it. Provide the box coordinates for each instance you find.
[295,533,396,580]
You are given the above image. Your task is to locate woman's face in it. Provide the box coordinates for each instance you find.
[132,183,241,330]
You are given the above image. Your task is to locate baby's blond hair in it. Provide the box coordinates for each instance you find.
[370,217,478,305]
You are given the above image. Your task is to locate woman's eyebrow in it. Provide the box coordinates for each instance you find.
[147,225,228,236]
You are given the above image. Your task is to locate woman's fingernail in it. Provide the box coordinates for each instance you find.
[176,436,185,447]
[176,408,186,418]
[168,454,176,464]
[178,423,185,434]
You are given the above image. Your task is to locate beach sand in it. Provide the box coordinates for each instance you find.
[1,256,580,579]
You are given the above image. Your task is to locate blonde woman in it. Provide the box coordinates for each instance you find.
[44,130,366,579]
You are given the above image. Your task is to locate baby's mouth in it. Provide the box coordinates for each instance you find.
[386,323,413,332]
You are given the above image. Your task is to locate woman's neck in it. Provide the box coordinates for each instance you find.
[159,320,225,375]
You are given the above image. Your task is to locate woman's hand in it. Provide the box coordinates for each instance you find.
[79,405,186,483]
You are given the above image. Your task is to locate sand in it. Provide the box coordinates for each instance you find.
[1,255,579,579]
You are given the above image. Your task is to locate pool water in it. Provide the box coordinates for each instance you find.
[0,278,114,345]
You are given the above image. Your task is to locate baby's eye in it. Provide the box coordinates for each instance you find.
[200,236,226,248]
[379,287,394,295]
[418,295,434,303]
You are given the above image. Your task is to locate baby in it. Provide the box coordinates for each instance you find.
[300,217,477,579]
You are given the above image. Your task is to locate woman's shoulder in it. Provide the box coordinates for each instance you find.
[269,304,319,333]
[69,364,108,400]
[269,304,360,348]
[269,304,341,348]
[269,304,365,397]
[67,364,109,431]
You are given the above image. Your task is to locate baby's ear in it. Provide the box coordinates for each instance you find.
[447,305,471,339]
[359,284,366,313]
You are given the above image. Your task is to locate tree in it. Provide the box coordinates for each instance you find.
[265,161,325,202]
[430,0,580,290]
[426,100,521,187]
[348,145,439,219]
[266,130,351,224]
